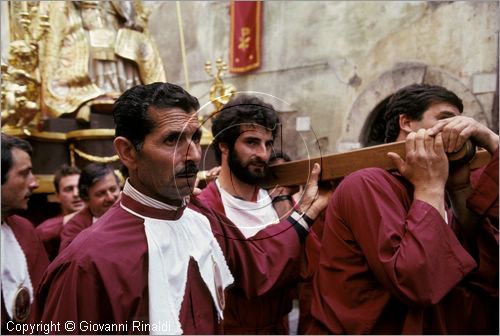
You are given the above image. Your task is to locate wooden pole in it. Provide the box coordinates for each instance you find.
[262,140,491,187]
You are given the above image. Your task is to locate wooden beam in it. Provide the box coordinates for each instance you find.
[263,140,491,187]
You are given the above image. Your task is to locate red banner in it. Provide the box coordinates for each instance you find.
[229,1,262,74]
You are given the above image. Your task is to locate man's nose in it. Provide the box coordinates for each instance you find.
[29,174,39,190]
[254,143,269,160]
[186,141,202,164]
[105,190,117,202]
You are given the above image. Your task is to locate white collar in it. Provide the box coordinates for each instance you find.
[215,179,279,238]
[123,179,180,210]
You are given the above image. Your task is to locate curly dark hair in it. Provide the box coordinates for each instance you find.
[211,95,280,164]
[1,133,33,185]
[113,82,200,151]
[384,83,463,143]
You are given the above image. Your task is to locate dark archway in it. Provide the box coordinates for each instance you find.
[359,94,392,147]
[338,64,489,150]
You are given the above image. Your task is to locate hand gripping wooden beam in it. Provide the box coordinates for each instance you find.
[262,140,491,188]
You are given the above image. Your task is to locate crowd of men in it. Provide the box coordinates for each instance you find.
[1,82,498,335]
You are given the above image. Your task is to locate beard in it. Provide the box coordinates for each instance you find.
[228,148,270,185]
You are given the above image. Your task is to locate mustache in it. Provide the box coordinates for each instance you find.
[175,162,199,177]
[248,158,268,166]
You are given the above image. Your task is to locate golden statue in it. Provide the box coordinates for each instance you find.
[1,3,49,135]
[39,0,166,119]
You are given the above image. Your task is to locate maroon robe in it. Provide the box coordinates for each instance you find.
[191,181,310,334]
[309,164,498,334]
[468,148,499,223]
[35,215,64,261]
[2,215,49,334]
[58,207,93,253]
[38,194,224,334]
[297,212,324,334]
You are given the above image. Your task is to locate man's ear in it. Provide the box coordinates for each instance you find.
[219,142,229,157]
[114,137,138,170]
[399,114,414,134]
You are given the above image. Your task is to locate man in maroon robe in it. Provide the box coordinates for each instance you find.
[38,83,234,334]
[58,163,120,252]
[36,164,83,260]
[1,133,49,334]
[309,83,499,334]
[192,95,329,334]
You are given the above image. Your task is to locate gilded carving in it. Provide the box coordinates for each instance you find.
[204,58,236,116]
[1,2,49,135]
[1,0,166,133]
[40,0,166,119]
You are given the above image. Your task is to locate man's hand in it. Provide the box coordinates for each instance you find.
[296,163,332,220]
[388,129,448,218]
[428,115,499,155]
[194,166,221,189]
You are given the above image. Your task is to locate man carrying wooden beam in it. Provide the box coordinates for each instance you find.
[190,94,330,334]
[309,83,499,334]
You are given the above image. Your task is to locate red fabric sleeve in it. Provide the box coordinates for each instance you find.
[36,216,64,261]
[468,148,499,221]
[333,170,475,305]
[311,168,477,334]
[59,208,92,253]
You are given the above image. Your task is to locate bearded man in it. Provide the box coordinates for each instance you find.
[193,95,329,334]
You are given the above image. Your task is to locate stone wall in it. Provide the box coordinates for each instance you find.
[146,1,499,158]
[1,2,496,158]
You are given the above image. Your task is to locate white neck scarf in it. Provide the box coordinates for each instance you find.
[1,222,34,319]
[216,179,280,238]
[121,183,233,335]
[123,178,183,210]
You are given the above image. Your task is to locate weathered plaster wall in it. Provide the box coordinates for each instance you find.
[146,1,498,158]
[3,2,495,158]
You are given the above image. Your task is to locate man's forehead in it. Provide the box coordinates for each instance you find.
[239,124,274,135]
[11,148,31,165]
[426,101,460,116]
[150,107,200,130]
[60,174,79,183]
[150,106,198,120]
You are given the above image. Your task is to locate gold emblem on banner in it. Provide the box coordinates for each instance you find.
[238,27,251,51]
[12,286,31,323]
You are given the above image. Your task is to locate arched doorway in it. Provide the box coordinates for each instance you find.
[338,63,490,149]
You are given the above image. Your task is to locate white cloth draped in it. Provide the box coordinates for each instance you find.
[1,222,34,319]
[121,181,233,335]
[216,179,280,238]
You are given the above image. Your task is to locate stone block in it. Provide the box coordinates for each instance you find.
[472,73,497,94]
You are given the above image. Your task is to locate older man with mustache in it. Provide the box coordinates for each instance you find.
[38,83,234,334]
